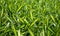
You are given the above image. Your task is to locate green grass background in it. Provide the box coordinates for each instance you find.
[0,0,60,36]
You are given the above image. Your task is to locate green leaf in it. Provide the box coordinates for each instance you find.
[28,29,34,36]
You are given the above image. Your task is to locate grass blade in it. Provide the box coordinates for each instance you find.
[28,29,34,36]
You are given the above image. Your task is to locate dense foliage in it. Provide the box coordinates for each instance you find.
[0,0,60,36]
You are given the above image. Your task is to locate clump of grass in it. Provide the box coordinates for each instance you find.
[0,0,60,36]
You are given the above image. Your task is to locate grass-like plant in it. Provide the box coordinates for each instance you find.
[0,0,60,36]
